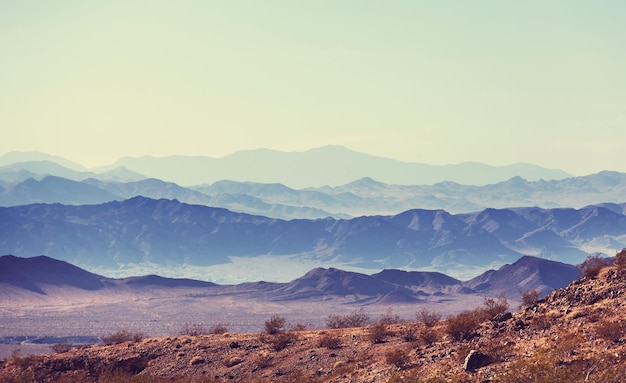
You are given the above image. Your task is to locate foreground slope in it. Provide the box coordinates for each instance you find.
[2,257,625,382]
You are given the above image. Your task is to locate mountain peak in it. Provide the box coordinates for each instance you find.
[0,151,87,171]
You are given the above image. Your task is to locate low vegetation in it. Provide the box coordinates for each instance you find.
[50,343,73,354]
[580,253,608,278]
[415,308,442,328]
[101,330,145,345]
[520,288,540,305]
[264,314,287,334]
[326,308,370,329]
[318,333,342,349]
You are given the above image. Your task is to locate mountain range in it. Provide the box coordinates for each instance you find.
[1,197,623,282]
[1,147,571,189]
[0,254,580,306]
[2,159,626,219]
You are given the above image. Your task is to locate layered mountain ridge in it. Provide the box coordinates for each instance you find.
[1,197,623,282]
[2,164,626,219]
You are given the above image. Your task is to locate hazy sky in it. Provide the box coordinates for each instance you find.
[1,1,625,174]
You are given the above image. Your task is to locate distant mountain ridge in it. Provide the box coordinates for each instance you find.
[0,160,145,184]
[0,151,87,172]
[0,197,623,281]
[0,147,571,189]
[0,255,579,304]
[3,167,626,219]
[100,146,571,188]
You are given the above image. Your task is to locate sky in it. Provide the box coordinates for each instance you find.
[1,1,625,175]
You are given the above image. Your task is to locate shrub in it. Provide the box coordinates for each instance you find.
[101,330,145,345]
[614,249,626,273]
[521,289,541,306]
[595,320,625,342]
[8,351,42,370]
[326,308,371,329]
[318,333,342,349]
[369,323,392,344]
[444,311,480,341]
[480,338,513,363]
[385,348,411,369]
[416,308,442,328]
[265,315,287,334]
[378,308,402,325]
[255,353,273,369]
[289,322,308,331]
[50,343,73,353]
[496,349,626,383]
[270,332,296,351]
[530,315,552,330]
[580,254,607,279]
[208,324,228,334]
[178,322,206,336]
[479,292,509,321]
[419,326,440,345]
[400,324,418,342]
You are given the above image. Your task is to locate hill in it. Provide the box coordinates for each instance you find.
[0,255,578,305]
[0,255,106,294]
[2,254,625,382]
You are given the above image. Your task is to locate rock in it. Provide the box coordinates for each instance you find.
[493,312,512,322]
[225,357,243,367]
[189,356,205,366]
[463,350,490,371]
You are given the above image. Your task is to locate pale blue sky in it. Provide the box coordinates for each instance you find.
[1,1,625,174]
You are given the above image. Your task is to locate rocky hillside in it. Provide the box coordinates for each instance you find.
[2,254,626,382]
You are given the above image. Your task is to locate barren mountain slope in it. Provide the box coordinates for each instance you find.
[2,256,626,382]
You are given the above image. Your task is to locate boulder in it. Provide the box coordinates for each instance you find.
[463,350,490,371]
